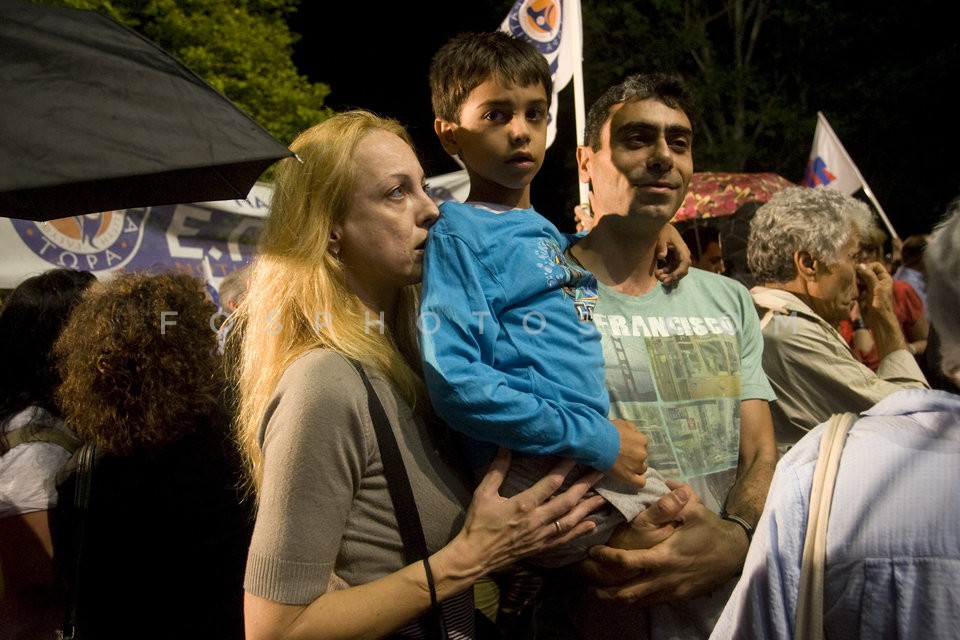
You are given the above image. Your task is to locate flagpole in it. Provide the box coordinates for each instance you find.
[817,112,899,241]
[567,0,589,208]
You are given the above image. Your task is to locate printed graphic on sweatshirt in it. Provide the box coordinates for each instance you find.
[535,238,598,323]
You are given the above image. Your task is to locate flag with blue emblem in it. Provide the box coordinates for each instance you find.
[803,111,899,240]
[500,0,582,149]
[803,111,864,194]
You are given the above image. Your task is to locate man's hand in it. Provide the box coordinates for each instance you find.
[581,483,748,605]
[581,482,695,586]
[857,261,897,320]
[606,418,648,488]
[857,262,909,356]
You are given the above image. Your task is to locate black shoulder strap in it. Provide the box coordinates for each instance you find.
[349,360,447,639]
[60,441,96,640]
[350,360,428,560]
[0,424,80,456]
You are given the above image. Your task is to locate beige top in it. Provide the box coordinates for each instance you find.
[244,350,473,605]
[751,286,929,448]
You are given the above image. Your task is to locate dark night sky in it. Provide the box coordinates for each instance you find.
[289,1,495,179]
[287,1,595,234]
[287,2,960,239]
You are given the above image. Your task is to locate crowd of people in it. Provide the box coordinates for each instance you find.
[1,29,958,640]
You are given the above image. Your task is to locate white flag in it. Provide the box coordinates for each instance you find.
[803,111,864,194]
[425,169,471,203]
[500,0,581,149]
[803,111,900,240]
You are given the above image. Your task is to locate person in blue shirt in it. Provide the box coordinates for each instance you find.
[420,31,690,568]
[710,198,960,639]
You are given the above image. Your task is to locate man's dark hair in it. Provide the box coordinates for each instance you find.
[583,72,697,149]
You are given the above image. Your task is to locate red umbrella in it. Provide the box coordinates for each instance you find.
[672,172,795,222]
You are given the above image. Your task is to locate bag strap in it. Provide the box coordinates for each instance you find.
[349,360,447,640]
[0,423,80,455]
[59,442,96,640]
[794,411,858,640]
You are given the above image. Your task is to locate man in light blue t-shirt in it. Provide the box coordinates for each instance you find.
[545,73,779,640]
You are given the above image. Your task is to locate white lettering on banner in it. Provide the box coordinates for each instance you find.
[37,237,58,258]
[57,251,78,269]
[4,211,146,287]
[98,249,123,268]
[166,206,210,260]
[594,314,739,337]
[34,236,123,270]
[227,218,264,262]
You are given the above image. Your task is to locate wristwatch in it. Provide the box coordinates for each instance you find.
[721,511,755,541]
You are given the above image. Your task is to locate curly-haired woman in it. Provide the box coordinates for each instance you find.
[53,271,253,639]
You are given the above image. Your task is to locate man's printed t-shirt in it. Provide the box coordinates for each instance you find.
[591,269,776,513]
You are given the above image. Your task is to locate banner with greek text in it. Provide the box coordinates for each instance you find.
[0,183,273,292]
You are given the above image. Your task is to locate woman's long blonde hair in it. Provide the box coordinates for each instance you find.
[231,110,425,495]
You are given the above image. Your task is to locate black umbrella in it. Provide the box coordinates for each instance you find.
[0,0,294,221]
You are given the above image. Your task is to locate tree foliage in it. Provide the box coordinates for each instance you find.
[39,0,331,148]
[578,0,828,175]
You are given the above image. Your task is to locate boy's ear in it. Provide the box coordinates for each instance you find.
[435,118,461,156]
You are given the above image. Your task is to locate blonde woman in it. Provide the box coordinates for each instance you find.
[234,110,607,640]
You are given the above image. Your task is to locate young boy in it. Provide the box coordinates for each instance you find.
[419,31,676,567]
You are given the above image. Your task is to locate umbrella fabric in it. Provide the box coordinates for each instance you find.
[0,0,293,221]
[672,172,795,222]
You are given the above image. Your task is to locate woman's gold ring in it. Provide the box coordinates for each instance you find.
[554,520,563,535]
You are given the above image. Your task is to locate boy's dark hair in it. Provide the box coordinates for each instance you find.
[429,31,553,123]
[583,72,697,149]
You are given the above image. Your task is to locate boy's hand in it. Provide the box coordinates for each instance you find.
[574,203,595,233]
[607,418,648,488]
[654,224,692,287]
